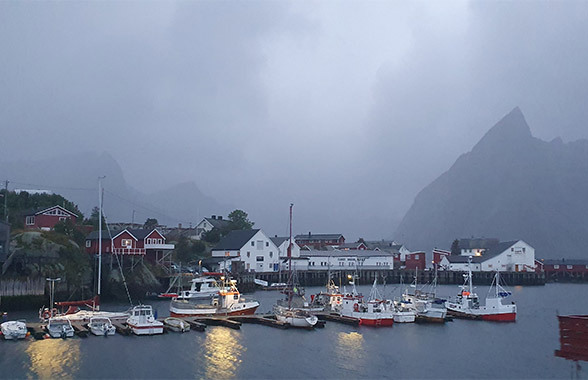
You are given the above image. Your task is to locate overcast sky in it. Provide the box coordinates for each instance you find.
[2,1,588,240]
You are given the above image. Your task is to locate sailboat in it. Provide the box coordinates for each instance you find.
[446,257,516,321]
[401,267,447,323]
[39,178,128,325]
[274,204,318,328]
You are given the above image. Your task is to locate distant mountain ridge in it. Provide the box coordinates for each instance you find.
[0,152,230,227]
[395,107,588,259]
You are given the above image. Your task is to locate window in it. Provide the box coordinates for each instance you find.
[121,239,132,248]
[266,242,269,247]
[269,252,273,258]
[414,255,419,260]
[256,256,264,262]
[59,217,67,221]
[147,238,152,244]
[26,216,35,225]
[85,240,91,248]
[158,239,162,244]
[247,252,250,258]
[554,265,560,269]
[567,265,573,270]
[251,241,255,247]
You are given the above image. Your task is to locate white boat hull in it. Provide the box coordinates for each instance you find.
[127,321,164,335]
[169,300,259,317]
[1,321,28,340]
[393,311,416,323]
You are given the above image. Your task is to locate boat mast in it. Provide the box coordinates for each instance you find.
[97,176,105,310]
[467,256,474,295]
[288,203,293,309]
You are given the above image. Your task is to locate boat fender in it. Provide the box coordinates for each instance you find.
[353,303,359,312]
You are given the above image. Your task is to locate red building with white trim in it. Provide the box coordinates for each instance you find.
[405,251,426,270]
[295,233,345,250]
[23,205,79,230]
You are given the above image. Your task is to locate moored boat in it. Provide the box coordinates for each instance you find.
[446,258,516,321]
[126,305,164,335]
[1,320,28,340]
[88,317,116,336]
[169,279,259,317]
[274,306,318,327]
[339,279,394,327]
[46,317,75,339]
[164,317,190,332]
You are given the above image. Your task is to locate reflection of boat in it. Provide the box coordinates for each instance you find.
[126,305,164,335]
[47,317,75,339]
[446,259,516,321]
[169,279,259,317]
[273,204,318,328]
[88,317,116,336]
[1,320,28,340]
[164,317,190,332]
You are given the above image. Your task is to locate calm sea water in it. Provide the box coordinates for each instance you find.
[1,283,587,379]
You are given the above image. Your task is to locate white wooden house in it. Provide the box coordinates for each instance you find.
[211,229,280,272]
[440,240,536,272]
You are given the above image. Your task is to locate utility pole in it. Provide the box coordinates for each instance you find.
[46,277,61,314]
[3,180,8,222]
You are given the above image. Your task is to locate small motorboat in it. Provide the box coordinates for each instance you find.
[88,317,116,336]
[47,317,75,339]
[1,320,28,340]
[126,305,164,335]
[163,317,190,332]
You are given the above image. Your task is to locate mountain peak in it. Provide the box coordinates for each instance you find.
[473,107,532,151]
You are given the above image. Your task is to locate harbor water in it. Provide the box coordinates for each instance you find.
[1,282,587,379]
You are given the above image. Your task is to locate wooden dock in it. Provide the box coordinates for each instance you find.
[26,323,47,340]
[316,312,359,326]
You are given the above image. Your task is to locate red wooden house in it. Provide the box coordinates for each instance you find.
[85,228,174,264]
[405,251,426,270]
[432,248,451,266]
[23,205,79,230]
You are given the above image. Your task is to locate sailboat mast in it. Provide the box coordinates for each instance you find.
[288,203,293,309]
[97,176,104,310]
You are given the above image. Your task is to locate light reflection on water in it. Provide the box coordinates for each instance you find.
[336,331,364,372]
[203,327,244,379]
[25,339,80,379]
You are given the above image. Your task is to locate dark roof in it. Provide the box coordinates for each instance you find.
[270,236,289,247]
[300,249,392,258]
[294,233,344,241]
[128,228,154,240]
[543,259,588,266]
[446,241,518,263]
[458,238,499,250]
[212,229,260,251]
[86,230,113,240]
[338,242,366,249]
[204,217,232,229]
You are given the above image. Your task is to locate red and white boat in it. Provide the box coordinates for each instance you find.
[169,278,259,317]
[339,280,394,327]
[446,258,516,322]
[126,304,164,335]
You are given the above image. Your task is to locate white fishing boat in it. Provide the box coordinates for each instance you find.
[339,279,394,327]
[169,278,259,317]
[126,305,164,335]
[176,276,222,300]
[401,268,447,323]
[310,276,344,312]
[391,301,416,323]
[46,317,75,339]
[88,317,116,336]
[163,317,190,332]
[446,258,516,321]
[1,320,28,340]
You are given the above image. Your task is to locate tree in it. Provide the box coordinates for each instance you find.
[202,228,221,244]
[144,218,158,229]
[228,209,254,230]
[86,207,106,230]
[451,239,460,256]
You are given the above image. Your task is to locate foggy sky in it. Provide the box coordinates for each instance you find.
[2,1,588,243]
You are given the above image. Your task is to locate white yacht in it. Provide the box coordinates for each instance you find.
[126,305,164,335]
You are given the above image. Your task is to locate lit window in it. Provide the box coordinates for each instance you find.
[121,239,132,248]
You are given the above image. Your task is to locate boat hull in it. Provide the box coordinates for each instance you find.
[127,322,164,335]
[447,309,516,322]
[359,317,394,327]
[169,303,259,318]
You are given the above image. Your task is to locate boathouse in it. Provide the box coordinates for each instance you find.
[439,240,536,272]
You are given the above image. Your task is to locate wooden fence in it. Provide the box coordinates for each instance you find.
[0,278,46,296]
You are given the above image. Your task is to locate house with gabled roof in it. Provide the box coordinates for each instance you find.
[194,215,231,240]
[211,229,280,272]
[294,233,345,250]
[270,236,301,259]
[23,205,79,231]
[85,227,175,267]
[440,240,535,272]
